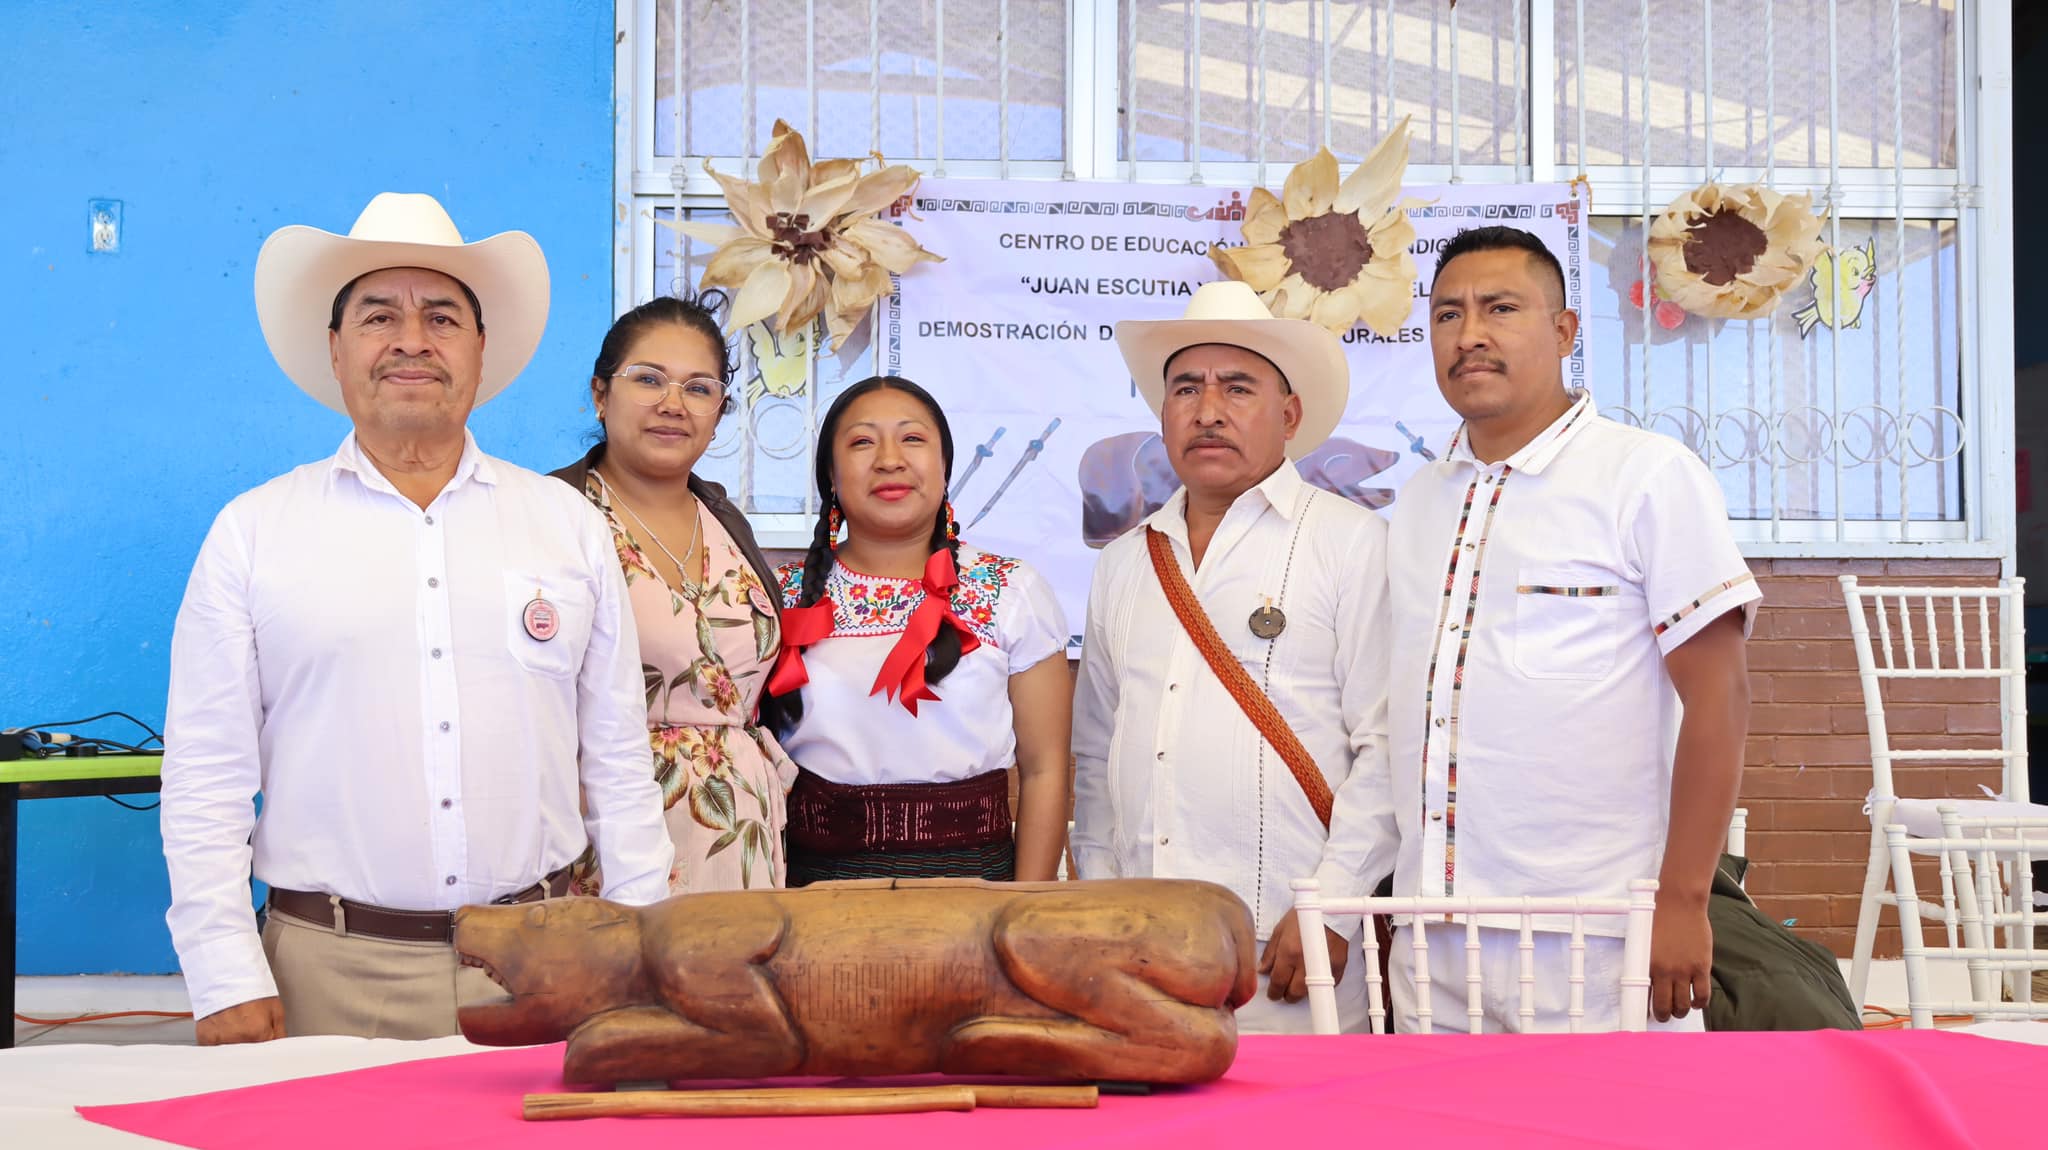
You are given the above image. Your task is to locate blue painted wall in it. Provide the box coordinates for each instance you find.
[2,2,618,974]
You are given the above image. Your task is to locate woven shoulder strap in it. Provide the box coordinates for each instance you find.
[1144,528,1333,829]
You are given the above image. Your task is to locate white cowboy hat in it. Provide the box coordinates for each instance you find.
[253,193,549,413]
[1115,280,1349,461]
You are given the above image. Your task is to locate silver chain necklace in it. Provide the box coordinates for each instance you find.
[598,473,703,597]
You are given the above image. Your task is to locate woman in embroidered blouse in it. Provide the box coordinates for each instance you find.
[549,293,792,892]
[758,376,1071,884]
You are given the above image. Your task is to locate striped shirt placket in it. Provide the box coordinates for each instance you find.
[1418,479,1476,889]
[1420,399,1588,896]
[1420,472,1511,894]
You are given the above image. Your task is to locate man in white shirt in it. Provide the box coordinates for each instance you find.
[1388,226,1756,1032]
[1073,281,1397,1034]
[161,193,674,1045]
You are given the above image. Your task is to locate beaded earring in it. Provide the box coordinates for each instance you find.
[945,501,961,544]
[827,503,843,551]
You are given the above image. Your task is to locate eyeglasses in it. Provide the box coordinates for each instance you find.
[612,365,727,414]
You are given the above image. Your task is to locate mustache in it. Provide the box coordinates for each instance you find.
[1183,430,1239,454]
[1451,355,1505,377]
[375,356,449,383]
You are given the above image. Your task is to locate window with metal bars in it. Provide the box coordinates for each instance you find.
[613,0,2011,557]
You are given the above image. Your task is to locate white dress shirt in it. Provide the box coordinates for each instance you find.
[1387,393,1760,934]
[1072,461,1397,939]
[774,548,1068,785]
[162,433,674,1019]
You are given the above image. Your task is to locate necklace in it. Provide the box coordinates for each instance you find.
[1248,493,1313,640]
[599,474,703,598]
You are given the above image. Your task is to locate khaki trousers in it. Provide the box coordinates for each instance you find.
[261,908,500,1039]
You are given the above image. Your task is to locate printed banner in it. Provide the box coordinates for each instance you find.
[882,178,1585,643]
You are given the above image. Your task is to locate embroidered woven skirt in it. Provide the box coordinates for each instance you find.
[785,767,1015,886]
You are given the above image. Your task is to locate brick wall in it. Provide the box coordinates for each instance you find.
[1739,558,2004,958]
[765,547,2006,958]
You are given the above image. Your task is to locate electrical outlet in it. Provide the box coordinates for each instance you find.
[89,199,122,254]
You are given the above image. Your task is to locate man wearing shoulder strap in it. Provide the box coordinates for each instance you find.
[1072,282,1398,1034]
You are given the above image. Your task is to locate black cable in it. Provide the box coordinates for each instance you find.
[12,711,164,744]
[67,736,161,755]
[6,714,165,811]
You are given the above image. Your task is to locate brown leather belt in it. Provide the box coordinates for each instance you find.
[266,866,573,945]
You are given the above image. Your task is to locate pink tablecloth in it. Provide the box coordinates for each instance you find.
[81,1030,2038,1149]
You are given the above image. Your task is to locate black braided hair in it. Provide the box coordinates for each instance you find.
[758,376,962,736]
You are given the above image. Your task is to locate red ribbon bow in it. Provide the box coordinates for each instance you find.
[765,598,837,698]
[871,550,982,716]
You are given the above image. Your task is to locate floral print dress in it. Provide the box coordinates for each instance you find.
[569,472,795,893]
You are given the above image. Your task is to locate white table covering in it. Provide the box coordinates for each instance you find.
[0,1036,487,1148]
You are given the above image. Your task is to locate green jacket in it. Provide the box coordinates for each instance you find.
[1707,854,1861,1031]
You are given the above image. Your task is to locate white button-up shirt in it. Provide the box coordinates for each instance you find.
[1072,462,1397,937]
[162,433,674,1019]
[1387,394,1760,933]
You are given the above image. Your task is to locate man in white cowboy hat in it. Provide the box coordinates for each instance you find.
[160,193,674,1044]
[1071,280,1397,1035]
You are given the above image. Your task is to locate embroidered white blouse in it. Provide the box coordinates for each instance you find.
[774,547,1069,786]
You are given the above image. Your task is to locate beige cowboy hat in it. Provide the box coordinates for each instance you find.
[253,192,550,412]
[1115,280,1349,461]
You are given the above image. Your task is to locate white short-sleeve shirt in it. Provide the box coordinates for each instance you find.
[1387,393,1761,931]
[775,547,1068,785]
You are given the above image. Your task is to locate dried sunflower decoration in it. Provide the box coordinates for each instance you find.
[1647,182,1825,321]
[1210,116,1423,337]
[662,119,942,349]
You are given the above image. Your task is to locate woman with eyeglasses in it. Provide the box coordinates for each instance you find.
[549,292,792,893]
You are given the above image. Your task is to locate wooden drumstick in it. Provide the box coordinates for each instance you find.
[522,1083,1099,1120]
[959,1085,1100,1109]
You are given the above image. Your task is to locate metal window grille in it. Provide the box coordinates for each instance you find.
[615,0,2013,558]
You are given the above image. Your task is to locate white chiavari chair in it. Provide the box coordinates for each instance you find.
[1291,877,1658,1035]
[1840,576,2037,1008]
[1884,808,2048,1026]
